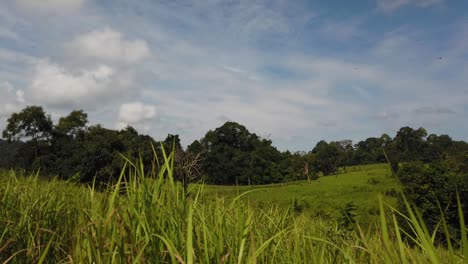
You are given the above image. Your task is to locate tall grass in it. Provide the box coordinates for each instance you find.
[0,151,466,263]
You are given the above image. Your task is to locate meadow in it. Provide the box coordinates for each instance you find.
[0,156,466,263]
[203,164,400,227]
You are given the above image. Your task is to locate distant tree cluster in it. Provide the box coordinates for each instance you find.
[186,122,312,185]
[0,106,182,185]
[1,106,468,188]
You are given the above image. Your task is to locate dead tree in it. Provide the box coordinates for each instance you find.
[174,149,204,199]
[304,162,311,183]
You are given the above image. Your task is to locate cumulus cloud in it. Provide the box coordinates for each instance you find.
[25,60,122,107]
[1,0,467,150]
[376,0,444,12]
[14,0,85,13]
[71,28,151,64]
[118,102,157,125]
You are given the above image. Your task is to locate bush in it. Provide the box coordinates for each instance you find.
[398,161,468,243]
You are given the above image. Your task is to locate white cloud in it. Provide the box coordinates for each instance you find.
[14,0,85,13]
[118,102,157,125]
[26,60,120,107]
[71,28,151,64]
[0,81,24,118]
[15,90,25,103]
[1,0,467,149]
[376,0,444,12]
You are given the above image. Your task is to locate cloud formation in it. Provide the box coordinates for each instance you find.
[118,102,157,123]
[25,61,121,107]
[0,81,24,118]
[70,28,151,64]
[117,102,157,130]
[0,0,467,150]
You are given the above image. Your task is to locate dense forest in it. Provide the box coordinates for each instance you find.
[1,105,467,185]
[1,105,468,243]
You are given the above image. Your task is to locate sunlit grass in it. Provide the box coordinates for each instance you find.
[0,153,466,263]
[202,163,400,227]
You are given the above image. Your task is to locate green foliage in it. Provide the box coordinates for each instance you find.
[192,122,287,185]
[55,109,88,136]
[353,137,387,164]
[0,162,466,263]
[2,105,52,142]
[1,106,53,169]
[394,127,428,160]
[2,105,468,189]
[398,161,468,243]
[339,202,358,230]
[0,139,25,168]
[292,197,309,213]
[312,140,343,175]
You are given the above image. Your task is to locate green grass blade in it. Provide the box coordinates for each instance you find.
[457,192,468,263]
[186,201,194,264]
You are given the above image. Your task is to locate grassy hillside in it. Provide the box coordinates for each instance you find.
[204,164,400,227]
[0,161,465,263]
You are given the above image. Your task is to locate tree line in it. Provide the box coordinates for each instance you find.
[1,106,468,187]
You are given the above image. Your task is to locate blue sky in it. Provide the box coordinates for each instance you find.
[1,0,467,151]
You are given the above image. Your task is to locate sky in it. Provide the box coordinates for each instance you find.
[0,0,467,151]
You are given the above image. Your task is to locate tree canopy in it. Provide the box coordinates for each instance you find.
[2,106,52,142]
[1,105,468,187]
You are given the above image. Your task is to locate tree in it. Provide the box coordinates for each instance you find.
[2,106,53,160]
[175,149,204,198]
[398,161,467,243]
[353,137,385,165]
[75,125,125,183]
[312,141,343,176]
[56,110,88,137]
[334,140,354,168]
[2,106,53,142]
[118,127,158,177]
[193,121,284,185]
[380,133,392,147]
[302,152,316,181]
[0,139,25,168]
[393,126,428,162]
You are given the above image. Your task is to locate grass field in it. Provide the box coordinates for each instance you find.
[203,163,400,227]
[0,158,466,263]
